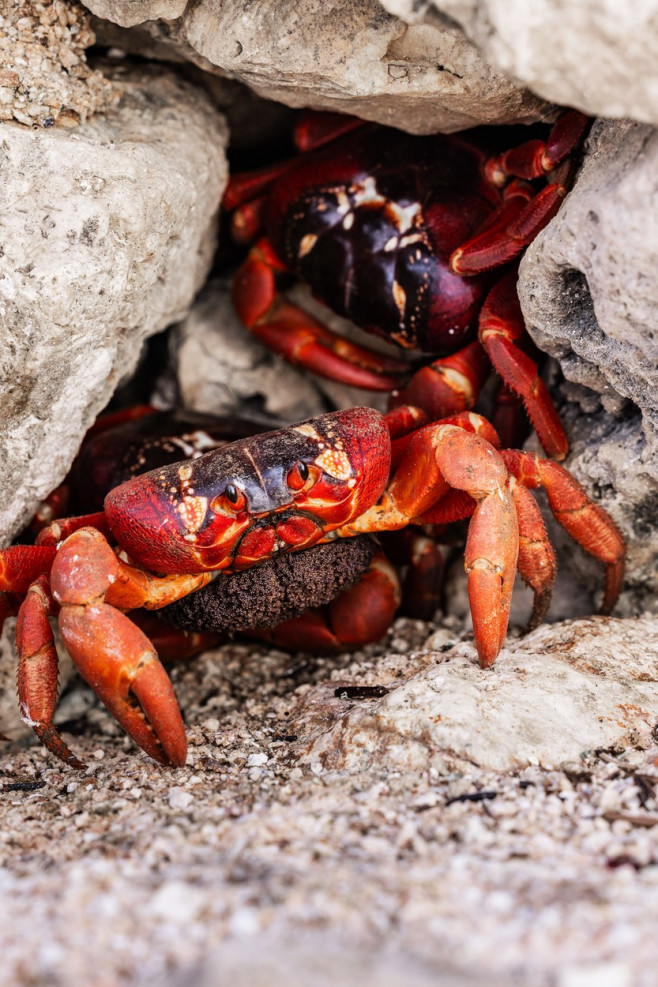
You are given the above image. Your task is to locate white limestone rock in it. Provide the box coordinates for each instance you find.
[519,120,658,456]
[85,0,187,27]
[84,0,550,134]
[0,62,228,543]
[161,278,329,424]
[295,616,658,772]
[386,0,658,127]
[159,277,391,422]
[516,120,658,610]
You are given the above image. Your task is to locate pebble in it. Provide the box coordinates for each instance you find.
[168,788,194,811]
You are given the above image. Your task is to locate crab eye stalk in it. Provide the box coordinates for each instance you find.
[211,483,247,514]
[287,460,318,493]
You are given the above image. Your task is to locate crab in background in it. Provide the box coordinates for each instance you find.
[225,110,589,460]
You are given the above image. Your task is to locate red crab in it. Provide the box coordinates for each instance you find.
[225,111,590,460]
[0,405,623,768]
[25,406,400,656]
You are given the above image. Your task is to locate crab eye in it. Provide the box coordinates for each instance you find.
[211,483,246,514]
[287,460,317,493]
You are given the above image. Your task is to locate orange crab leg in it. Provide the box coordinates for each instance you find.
[0,543,58,635]
[0,544,57,596]
[36,511,112,547]
[477,269,569,460]
[502,450,625,613]
[233,239,409,391]
[49,528,212,766]
[389,340,490,422]
[508,479,557,632]
[58,600,187,766]
[337,421,519,667]
[15,574,85,769]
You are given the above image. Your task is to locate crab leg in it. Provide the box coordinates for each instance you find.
[16,574,85,769]
[50,528,212,766]
[337,421,519,667]
[485,111,590,186]
[502,450,625,613]
[477,269,569,460]
[294,110,364,152]
[233,239,409,390]
[0,544,58,595]
[390,528,452,622]
[389,340,490,422]
[36,511,112,547]
[0,544,58,632]
[451,112,589,274]
[507,479,557,632]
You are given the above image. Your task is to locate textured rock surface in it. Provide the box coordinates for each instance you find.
[0,63,228,543]
[382,0,658,126]
[85,0,550,134]
[159,278,390,420]
[538,401,658,616]
[160,278,329,423]
[1,615,658,985]
[298,617,658,772]
[86,0,187,27]
[0,0,116,127]
[519,120,658,455]
[517,119,658,609]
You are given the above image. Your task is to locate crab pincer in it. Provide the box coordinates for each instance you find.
[51,529,188,766]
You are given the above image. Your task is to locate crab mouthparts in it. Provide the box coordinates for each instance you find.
[231,512,323,569]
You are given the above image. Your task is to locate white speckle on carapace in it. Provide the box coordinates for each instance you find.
[315,447,352,481]
[295,423,322,443]
[178,495,208,533]
[298,233,318,258]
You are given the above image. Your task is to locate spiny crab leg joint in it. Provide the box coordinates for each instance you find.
[3,407,624,768]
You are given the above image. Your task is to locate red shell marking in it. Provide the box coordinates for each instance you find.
[104,408,391,574]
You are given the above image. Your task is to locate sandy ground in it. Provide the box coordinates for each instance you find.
[1,614,658,987]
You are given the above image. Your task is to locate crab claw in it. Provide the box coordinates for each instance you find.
[59,604,187,766]
[52,528,187,766]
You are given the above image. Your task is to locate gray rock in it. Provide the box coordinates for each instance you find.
[0,0,116,128]
[85,0,187,27]
[160,279,328,423]
[85,0,550,134]
[159,278,390,421]
[541,402,658,617]
[517,119,658,610]
[519,120,658,452]
[385,0,658,127]
[297,616,658,772]
[0,62,228,543]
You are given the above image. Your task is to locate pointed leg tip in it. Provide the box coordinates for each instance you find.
[476,648,499,669]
